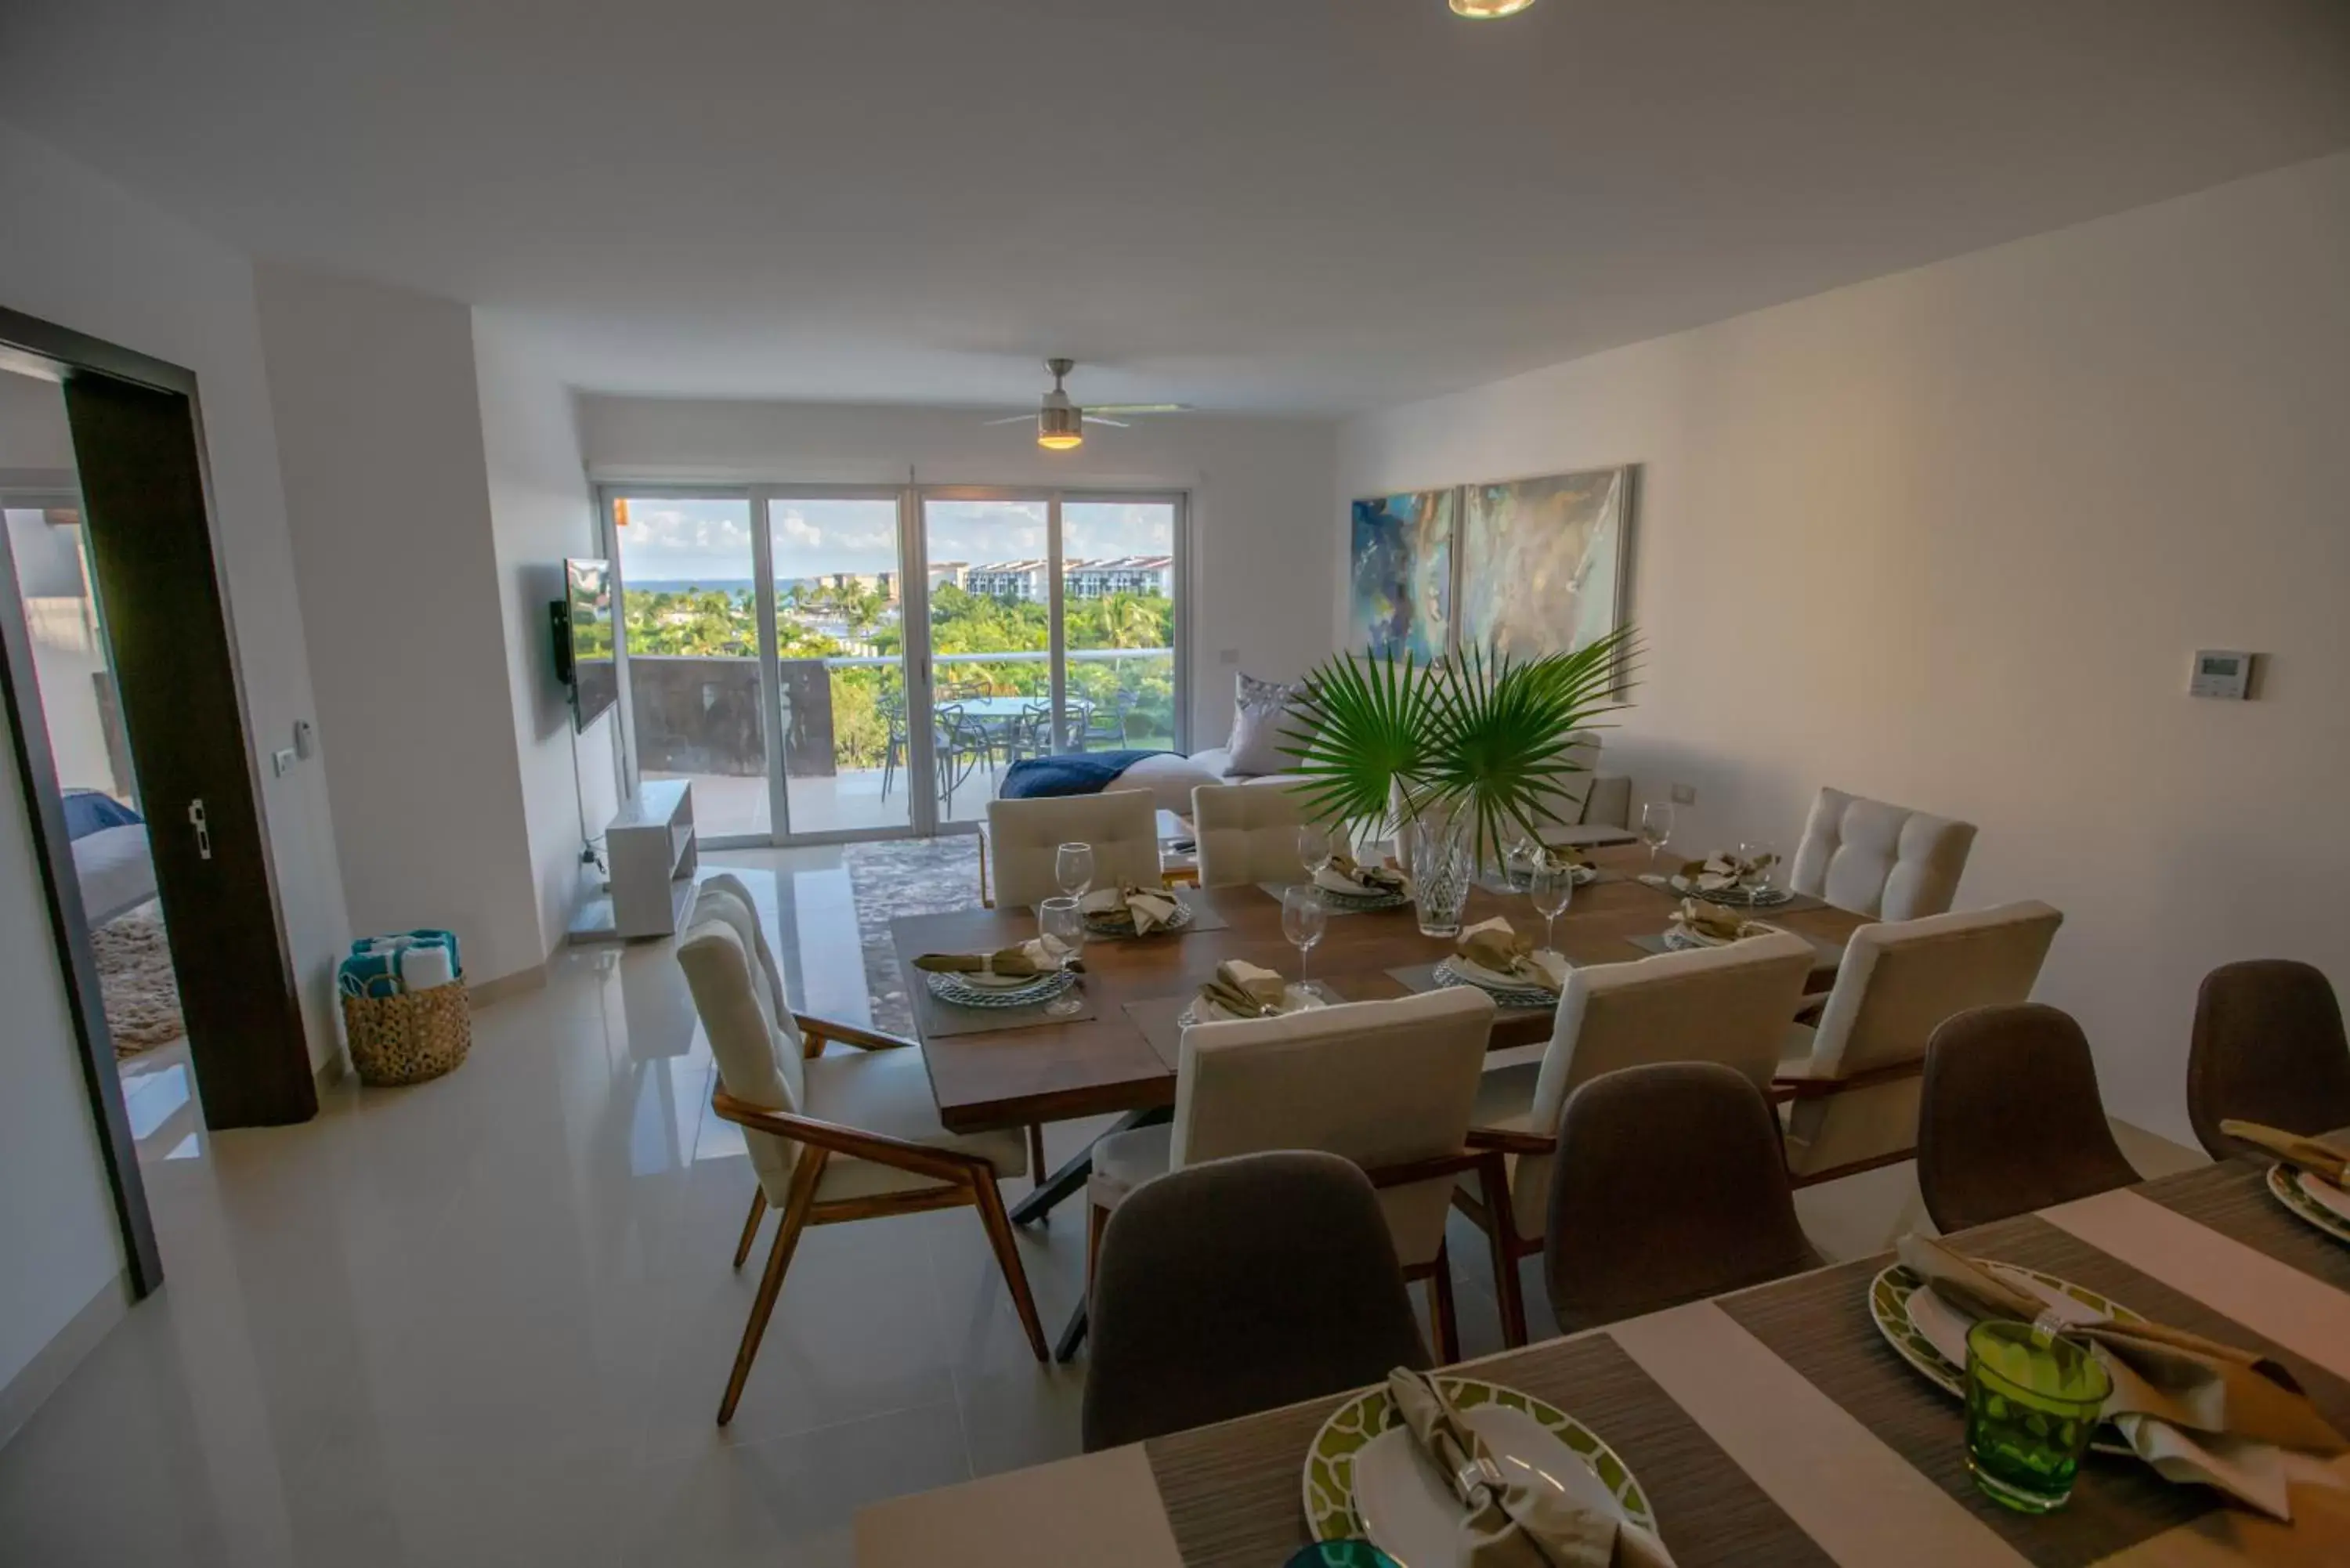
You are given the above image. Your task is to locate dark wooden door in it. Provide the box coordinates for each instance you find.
[63,372,316,1127]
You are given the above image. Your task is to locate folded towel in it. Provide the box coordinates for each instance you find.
[338,929,461,999]
[1079,883,1182,936]
[1197,959,1287,1019]
[1386,1367,1676,1567]
[398,943,456,992]
[2220,1120,2350,1186]
[1899,1234,2347,1518]
[1315,852,1406,897]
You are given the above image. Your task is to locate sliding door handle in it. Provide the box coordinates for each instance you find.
[186,798,213,861]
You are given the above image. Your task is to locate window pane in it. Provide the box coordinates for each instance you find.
[1061,500,1177,751]
[768,497,909,836]
[922,499,1049,825]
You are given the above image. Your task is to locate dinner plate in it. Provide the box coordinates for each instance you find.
[1302,1377,1655,1548]
[1668,876,1792,908]
[1660,918,1779,952]
[2265,1162,2350,1245]
[1320,884,1411,912]
[1503,863,1600,890]
[1082,898,1194,938]
[924,969,1076,1009]
[1177,985,1329,1025]
[1434,957,1560,1006]
[1354,1406,1622,1568]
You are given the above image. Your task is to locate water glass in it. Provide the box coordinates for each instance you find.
[1037,897,1086,1017]
[1638,802,1676,871]
[1964,1319,2111,1514]
[1055,841,1095,901]
[1527,855,1574,956]
[1738,838,1779,894]
[1298,824,1338,877]
[1281,885,1327,996]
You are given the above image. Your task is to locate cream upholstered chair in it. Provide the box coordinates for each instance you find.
[1457,932,1815,1344]
[1083,988,1503,1360]
[1191,782,1309,887]
[676,876,1042,1425]
[1788,786,1977,921]
[1777,900,2062,1186]
[985,787,1162,908]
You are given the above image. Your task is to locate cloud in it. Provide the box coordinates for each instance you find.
[779,510,823,547]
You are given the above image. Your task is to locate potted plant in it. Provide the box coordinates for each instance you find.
[1280,627,1638,934]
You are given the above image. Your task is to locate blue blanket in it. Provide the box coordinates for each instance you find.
[63,789,142,841]
[1000,750,1171,800]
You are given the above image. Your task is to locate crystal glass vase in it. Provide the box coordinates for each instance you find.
[1410,815,1473,938]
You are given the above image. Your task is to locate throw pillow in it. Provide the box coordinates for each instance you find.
[1225,670,1304,777]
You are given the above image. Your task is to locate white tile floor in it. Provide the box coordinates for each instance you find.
[2,845,2207,1566]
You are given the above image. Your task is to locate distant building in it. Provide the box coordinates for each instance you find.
[928,560,968,592]
[824,570,897,601]
[966,559,1050,601]
[1065,555,1173,599]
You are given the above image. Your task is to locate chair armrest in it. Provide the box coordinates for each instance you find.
[1767,1057,1925,1104]
[1365,1149,1491,1189]
[710,1089,974,1184]
[794,1013,916,1053]
[1466,1126,1558,1158]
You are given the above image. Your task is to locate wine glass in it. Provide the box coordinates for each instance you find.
[1504,835,1542,891]
[1037,897,1086,1017]
[1527,853,1574,958]
[1281,885,1328,999]
[1055,842,1095,901]
[1297,824,1337,879]
[1738,838,1779,899]
[1639,802,1676,872]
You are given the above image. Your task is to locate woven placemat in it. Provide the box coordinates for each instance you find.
[1254,881,1411,916]
[2134,1159,2350,1295]
[1384,962,1560,1013]
[907,972,1100,1038]
[1080,885,1233,939]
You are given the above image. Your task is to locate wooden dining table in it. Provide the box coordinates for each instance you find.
[855,1153,2350,1566]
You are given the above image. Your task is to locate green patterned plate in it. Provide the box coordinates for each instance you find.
[2265,1162,2350,1245]
[1301,1377,1654,1545]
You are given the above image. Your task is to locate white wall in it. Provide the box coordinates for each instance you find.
[474,313,611,952]
[577,397,1336,747]
[255,266,551,984]
[0,123,353,1397]
[1336,151,2350,1143]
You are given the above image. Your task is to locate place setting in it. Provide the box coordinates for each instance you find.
[1619,898,1782,958]
[1123,957,1332,1071]
[2225,1118,2350,1246]
[907,898,1097,1035]
[1270,826,1412,913]
[1639,841,1815,911]
[1871,1232,2348,1519]
[1298,1366,1672,1567]
[1404,916,1567,1010]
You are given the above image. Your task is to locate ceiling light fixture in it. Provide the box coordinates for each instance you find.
[1036,359,1086,450]
[1450,0,1537,16]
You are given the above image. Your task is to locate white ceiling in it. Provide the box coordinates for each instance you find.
[3,0,2346,415]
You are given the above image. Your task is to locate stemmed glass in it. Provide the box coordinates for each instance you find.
[1738,838,1779,899]
[1298,824,1337,880]
[1055,842,1095,901]
[1639,802,1676,873]
[1281,885,1327,999]
[1037,897,1086,1017]
[1527,854,1574,959]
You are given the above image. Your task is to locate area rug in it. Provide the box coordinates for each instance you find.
[841,836,985,1037]
[89,904,186,1057]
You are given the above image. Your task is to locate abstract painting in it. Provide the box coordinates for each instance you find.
[1348,489,1456,660]
[1457,467,1629,662]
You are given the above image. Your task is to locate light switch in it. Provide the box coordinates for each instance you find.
[1669,782,1697,805]
[272,747,298,776]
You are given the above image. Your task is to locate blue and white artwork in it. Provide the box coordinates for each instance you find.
[1348,489,1456,660]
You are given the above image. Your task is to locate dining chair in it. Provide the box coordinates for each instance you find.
[1917,1003,2140,1230]
[2186,959,2350,1160]
[1083,1151,1431,1451]
[674,876,1045,1426]
[1455,932,1815,1344]
[1082,987,1506,1362]
[877,692,907,802]
[1776,901,2063,1187]
[1545,1062,1822,1333]
[1190,781,1308,887]
[985,786,1162,908]
[1788,786,1978,921]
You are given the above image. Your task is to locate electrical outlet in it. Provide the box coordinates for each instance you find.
[1219,648,1239,666]
[271,747,297,776]
[1669,782,1697,806]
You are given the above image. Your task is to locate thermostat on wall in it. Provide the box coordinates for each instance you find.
[2188,650,2254,700]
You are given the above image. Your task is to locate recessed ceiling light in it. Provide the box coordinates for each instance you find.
[1450,0,1537,16]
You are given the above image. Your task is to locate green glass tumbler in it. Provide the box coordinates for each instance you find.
[1964,1318,2113,1514]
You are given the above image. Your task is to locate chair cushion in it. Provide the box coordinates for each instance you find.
[801,1047,1029,1204]
[1086,1122,1174,1211]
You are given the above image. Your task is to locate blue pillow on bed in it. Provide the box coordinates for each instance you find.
[62,789,142,841]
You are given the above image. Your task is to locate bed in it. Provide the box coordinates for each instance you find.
[63,790,157,927]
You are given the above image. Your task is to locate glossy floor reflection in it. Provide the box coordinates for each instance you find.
[0,846,2204,1566]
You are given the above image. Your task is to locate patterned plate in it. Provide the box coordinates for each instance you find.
[1669,876,1793,908]
[1660,919,1781,952]
[1177,985,1329,1026]
[1320,886,1411,912]
[1431,959,1559,1008]
[924,969,1076,1010]
[1502,863,1600,891]
[2265,1162,2350,1245]
[1303,1377,1655,1545]
[1083,898,1195,938]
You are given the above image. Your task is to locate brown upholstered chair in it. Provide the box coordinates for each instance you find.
[2188,960,2350,1161]
[1082,1151,1430,1451]
[1542,1063,1820,1335]
[1917,1004,2139,1231]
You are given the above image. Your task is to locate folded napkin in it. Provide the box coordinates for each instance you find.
[1386,1368,1675,1568]
[2220,1119,2350,1186]
[913,935,1070,977]
[1678,851,1775,892]
[1079,883,1182,935]
[1668,899,1753,944]
[1898,1234,2348,1518]
[1316,852,1407,897]
[1455,918,1564,991]
[1197,959,1288,1019]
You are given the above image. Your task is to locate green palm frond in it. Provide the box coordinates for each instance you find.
[1280,649,1433,836]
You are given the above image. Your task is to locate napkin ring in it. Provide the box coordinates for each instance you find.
[2030,1309,2071,1347]
[1455,1455,1506,1502]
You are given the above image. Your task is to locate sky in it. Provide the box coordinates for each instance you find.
[613,497,1175,585]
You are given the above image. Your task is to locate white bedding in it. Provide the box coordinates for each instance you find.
[73,823,157,927]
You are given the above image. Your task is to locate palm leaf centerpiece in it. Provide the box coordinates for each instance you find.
[1280,626,1637,874]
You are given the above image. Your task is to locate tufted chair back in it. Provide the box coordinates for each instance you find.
[1788,786,1976,921]
[1191,783,1310,887]
[985,788,1162,907]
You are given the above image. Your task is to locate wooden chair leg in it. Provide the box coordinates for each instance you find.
[731,1188,769,1270]
[1026,1124,1048,1190]
[1085,1198,1110,1304]
[1478,1154,1529,1348]
[718,1148,825,1426]
[1426,1243,1460,1364]
[971,1169,1050,1361]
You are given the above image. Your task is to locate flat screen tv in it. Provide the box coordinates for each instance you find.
[557,558,618,732]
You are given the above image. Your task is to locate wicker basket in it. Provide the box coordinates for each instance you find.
[342,981,472,1086]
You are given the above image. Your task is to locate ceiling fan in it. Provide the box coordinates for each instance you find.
[982,358,1190,450]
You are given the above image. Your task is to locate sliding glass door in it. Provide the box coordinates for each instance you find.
[606,484,1182,845]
